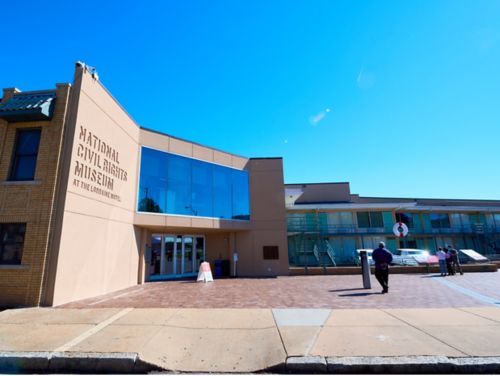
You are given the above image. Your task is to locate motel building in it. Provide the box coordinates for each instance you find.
[1,63,499,308]
[286,184,500,267]
[0,63,288,307]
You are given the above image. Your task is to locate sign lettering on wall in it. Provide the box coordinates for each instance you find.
[72,125,128,202]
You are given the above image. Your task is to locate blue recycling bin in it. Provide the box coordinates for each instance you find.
[214,259,223,278]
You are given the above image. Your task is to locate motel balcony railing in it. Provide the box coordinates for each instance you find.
[287,220,500,236]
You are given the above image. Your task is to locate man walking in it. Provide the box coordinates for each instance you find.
[448,245,463,275]
[372,241,393,294]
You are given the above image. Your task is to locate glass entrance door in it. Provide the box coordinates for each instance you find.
[183,236,194,274]
[150,234,205,280]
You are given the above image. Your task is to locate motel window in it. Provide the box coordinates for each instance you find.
[395,212,414,228]
[9,128,41,181]
[327,212,354,227]
[0,223,26,265]
[430,213,451,229]
[138,147,250,220]
[357,212,383,228]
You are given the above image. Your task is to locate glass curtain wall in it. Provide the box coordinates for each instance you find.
[138,147,250,220]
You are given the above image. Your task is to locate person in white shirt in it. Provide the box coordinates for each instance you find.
[436,247,447,276]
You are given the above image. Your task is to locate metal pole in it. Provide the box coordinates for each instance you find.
[360,250,371,289]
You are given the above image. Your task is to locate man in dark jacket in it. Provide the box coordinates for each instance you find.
[372,241,393,294]
[448,245,463,275]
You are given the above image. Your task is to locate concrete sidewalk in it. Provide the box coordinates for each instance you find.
[1,306,500,373]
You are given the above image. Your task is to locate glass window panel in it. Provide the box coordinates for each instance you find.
[339,212,353,225]
[166,154,191,216]
[164,236,175,275]
[430,213,441,228]
[430,213,451,228]
[460,214,470,226]
[450,213,462,227]
[12,156,38,180]
[0,223,26,265]
[17,130,41,154]
[357,212,370,228]
[10,129,41,181]
[175,236,182,274]
[138,148,168,213]
[287,213,305,229]
[213,165,232,219]
[369,212,383,227]
[396,212,414,228]
[232,169,250,220]
[183,236,193,273]
[327,213,342,226]
[150,236,162,275]
[191,160,213,217]
[137,147,250,221]
[441,214,451,228]
[195,237,205,267]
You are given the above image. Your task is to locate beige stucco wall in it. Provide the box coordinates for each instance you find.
[235,158,289,277]
[50,66,141,306]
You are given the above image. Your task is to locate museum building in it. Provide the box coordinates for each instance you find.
[2,63,499,308]
[0,63,288,307]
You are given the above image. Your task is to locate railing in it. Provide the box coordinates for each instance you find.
[287,219,499,236]
[426,224,499,235]
[287,221,391,234]
[312,244,320,262]
[324,240,337,266]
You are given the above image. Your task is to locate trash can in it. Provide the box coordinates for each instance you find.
[221,260,230,277]
[214,259,223,278]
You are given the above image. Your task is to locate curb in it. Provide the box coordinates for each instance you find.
[3,352,500,374]
[0,351,162,374]
[286,356,500,374]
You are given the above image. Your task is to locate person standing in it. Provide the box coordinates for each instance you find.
[372,241,393,294]
[444,247,455,275]
[437,247,447,276]
[448,245,463,275]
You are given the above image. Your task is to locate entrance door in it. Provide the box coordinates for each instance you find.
[150,234,205,280]
[183,236,194,274]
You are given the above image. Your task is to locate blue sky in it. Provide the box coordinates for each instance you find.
[2,0,499,199]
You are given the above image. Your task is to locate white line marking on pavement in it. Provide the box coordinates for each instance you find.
[55,308,134,352]
[435,278,500,306]
[88,290,137,306]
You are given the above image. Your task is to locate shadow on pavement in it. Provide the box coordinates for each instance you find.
[338,292,382,297]
[329,288,366,293]
[420,274,446,278]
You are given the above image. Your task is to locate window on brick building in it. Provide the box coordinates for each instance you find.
[0,223,26,265]
[9,128,41,181]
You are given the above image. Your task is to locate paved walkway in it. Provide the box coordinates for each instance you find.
[61,271,500,309]
[1,272,499,373]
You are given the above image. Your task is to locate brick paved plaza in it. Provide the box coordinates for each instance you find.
[61,271,500,309]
